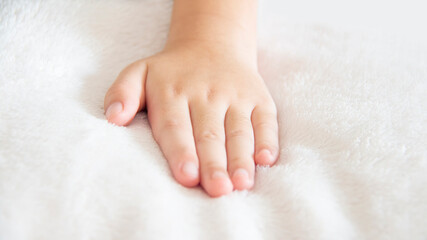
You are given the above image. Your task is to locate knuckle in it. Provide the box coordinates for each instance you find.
[228,156,247,165]
[226,128,250,139]
[159,118,191,133]
[172,85,185,97]
[253,121,275,130]
[253,110,278,130]
[152,120,188,142]
[196,129,222,143]
[205,87,222,103]
[203,161,224,172]
[163,119,183,129]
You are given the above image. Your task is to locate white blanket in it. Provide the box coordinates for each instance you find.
[1,1,426,239]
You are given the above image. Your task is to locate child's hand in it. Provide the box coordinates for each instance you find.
[104,0,278,197]
[104,41,279,197]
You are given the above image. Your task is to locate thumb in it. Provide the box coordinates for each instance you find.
[104,61,148,126]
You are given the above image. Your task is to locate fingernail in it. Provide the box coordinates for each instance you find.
[233,168,249,180]
[256,149,274,165]
[212,171,227,180]
[181,162,198,178]
[105,102,123,119]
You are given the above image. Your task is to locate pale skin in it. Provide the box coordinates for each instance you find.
[104,0,279,197]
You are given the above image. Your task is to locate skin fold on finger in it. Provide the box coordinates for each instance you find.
[189,100,233,197]
[148,95,200,187]
[104,61,148,126]
[251,104,280,166]
[225,105,255,190]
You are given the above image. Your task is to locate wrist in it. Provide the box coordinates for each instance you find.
[165,13,257,64]
[163,38,258,70]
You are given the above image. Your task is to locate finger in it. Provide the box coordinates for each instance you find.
[251,104,279,166]
[148,96,199,187]
[225,105,255,190]
[104,61,148,126]
[190,101,233,197]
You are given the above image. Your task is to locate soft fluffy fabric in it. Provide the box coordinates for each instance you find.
[1,1,426,239]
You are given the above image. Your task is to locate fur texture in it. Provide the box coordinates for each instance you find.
[1,0,426,239]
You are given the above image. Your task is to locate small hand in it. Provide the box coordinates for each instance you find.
[104,42,279,197]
